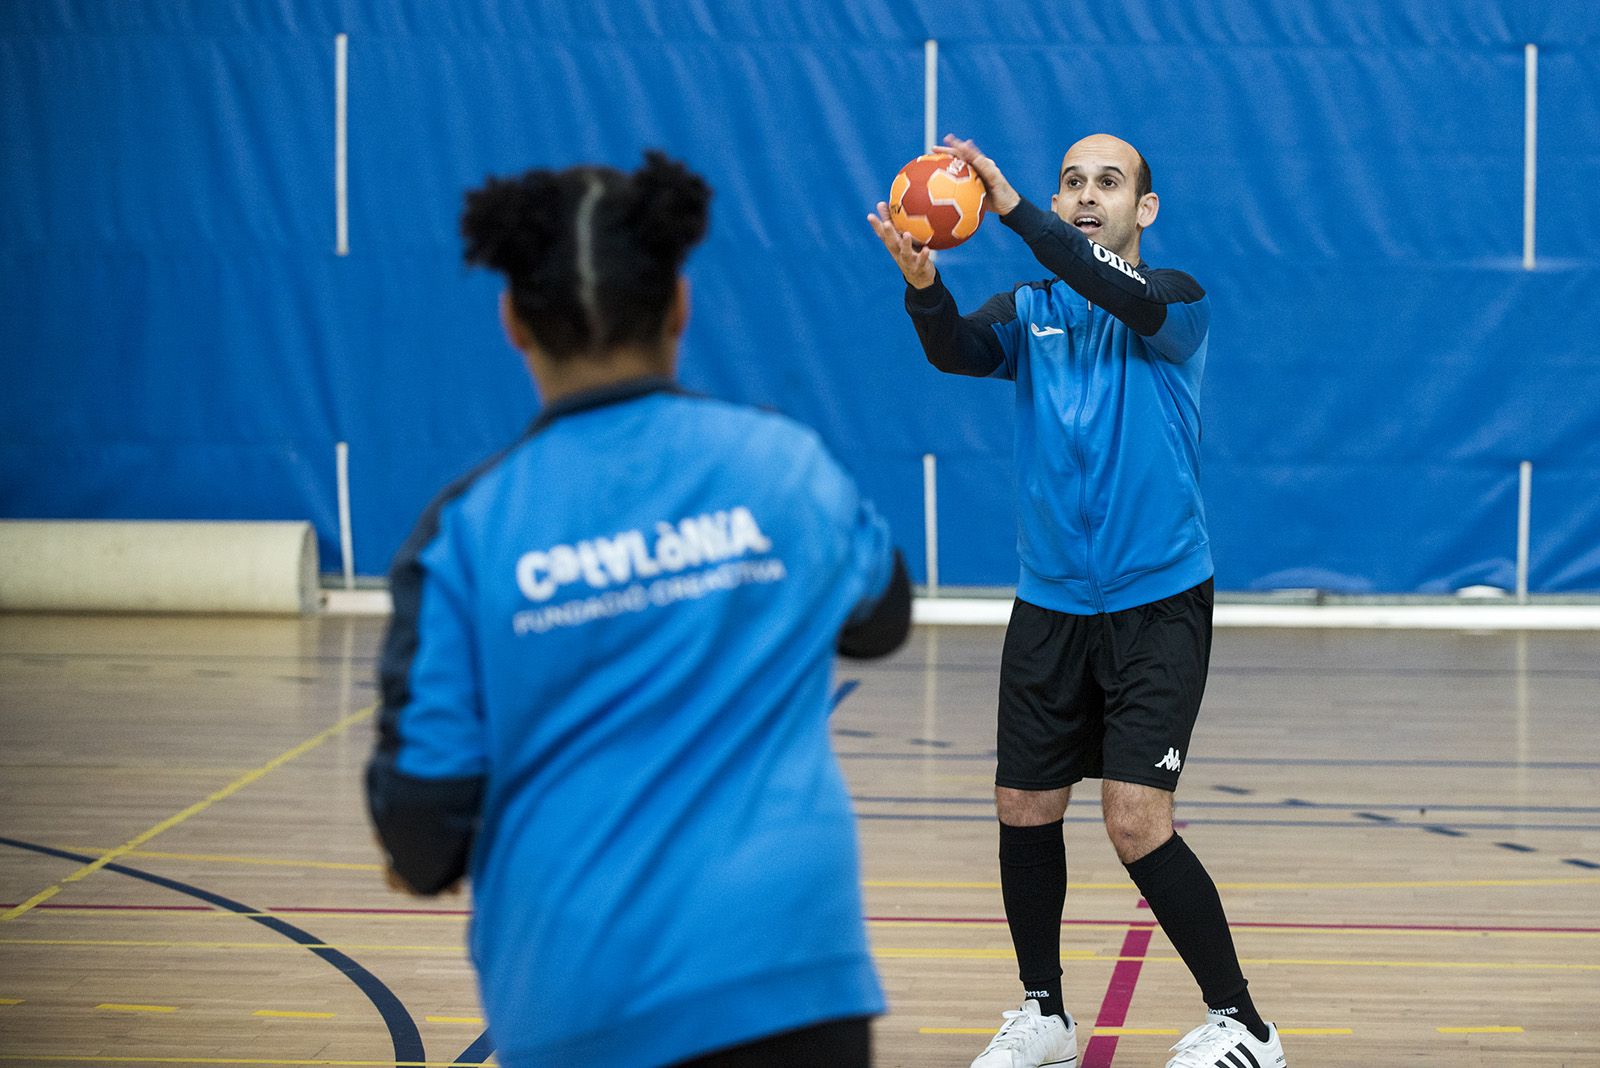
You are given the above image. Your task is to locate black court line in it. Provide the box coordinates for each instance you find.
[454,1028,496,1065]
[855,659,1600,680]
[852,796,1600,814]
[852,814,1600,831]
[0,836,424,1064]
[838,752,1600,770]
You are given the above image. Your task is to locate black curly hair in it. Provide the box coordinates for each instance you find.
[461,150,712,361]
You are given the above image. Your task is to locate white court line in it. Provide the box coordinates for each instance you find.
[323,589,1600,629]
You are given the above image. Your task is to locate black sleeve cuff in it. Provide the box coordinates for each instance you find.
[997,196,1053,241]
[904,274,952,312]
[838,549,912,660]
[366,759,484,895]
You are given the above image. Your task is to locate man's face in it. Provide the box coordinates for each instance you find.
[1051,135,1155,261]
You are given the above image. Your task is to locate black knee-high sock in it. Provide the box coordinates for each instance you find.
[1124,834,1269,1042]
[999,820,1067,1021]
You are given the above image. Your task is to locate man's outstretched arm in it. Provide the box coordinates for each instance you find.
[935,135,1208,356]
[868,202,1013,377]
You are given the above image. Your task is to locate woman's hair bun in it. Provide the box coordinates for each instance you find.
[625,150,712,268]
[459,151,712,360]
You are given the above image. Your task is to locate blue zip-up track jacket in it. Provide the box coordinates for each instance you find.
[906,197,1213,614]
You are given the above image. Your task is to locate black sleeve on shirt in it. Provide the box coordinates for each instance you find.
[366,758,484,895]
[838,548,911,660]
[999,197,1205,336]
[904,275,1017,377]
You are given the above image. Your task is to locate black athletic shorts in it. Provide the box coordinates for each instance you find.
[671,1015,872,1067]
[996,578,1213,792]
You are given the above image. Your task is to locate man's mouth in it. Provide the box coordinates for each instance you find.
[1073,214,1102,233]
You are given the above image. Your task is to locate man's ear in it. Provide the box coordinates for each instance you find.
[499,290,535,353]
[665,275,691,339]
[1137,191,1160,229]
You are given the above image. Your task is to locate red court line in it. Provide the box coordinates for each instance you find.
[1081,925,1154,1068]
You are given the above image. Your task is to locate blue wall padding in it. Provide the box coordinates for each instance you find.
[3,0,1597,592]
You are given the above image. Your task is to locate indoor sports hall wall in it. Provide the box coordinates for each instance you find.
[4,1,1598,593]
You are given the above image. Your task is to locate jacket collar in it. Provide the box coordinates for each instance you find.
[528,374,681,434]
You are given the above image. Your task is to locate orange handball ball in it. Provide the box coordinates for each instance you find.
[888,153,987,250]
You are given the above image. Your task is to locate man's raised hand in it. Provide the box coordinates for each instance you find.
[867,201,937,289]
[935,134,1021,216]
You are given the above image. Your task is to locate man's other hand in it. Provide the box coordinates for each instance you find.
[935,134,1021,216]
[868,202,937,289]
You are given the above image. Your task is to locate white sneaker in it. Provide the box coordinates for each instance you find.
[969,999,1078,1068]
[1165,1016,1286,1068]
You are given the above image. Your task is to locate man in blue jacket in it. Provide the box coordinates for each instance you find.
[870,134,1286,1068]
[368,152,911,1068]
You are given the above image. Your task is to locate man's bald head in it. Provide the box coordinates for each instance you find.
[1060,134,1151,200]
[1052,133,1159,261]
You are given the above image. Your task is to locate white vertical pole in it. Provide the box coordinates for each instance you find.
[1516,460,1532,603]
[1523,43,1537,271]
[922,452,939,594]
[335,33,349,257]
[336,441,356,590]
[923,39,939,153]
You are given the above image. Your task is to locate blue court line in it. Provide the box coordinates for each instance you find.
[859,659,1600,680]
[831,678,861,712]
[0,836,424,1064]
[838,752,1600,770]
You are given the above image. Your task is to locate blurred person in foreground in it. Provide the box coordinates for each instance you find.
[368,150,910,1067]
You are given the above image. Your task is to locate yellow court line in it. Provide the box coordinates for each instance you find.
[425,1015,484,1025]
[1282,1028,1355,1035]
[0,998,22,1005]
[12,937,1598,972]
[1,706,374,923]
[921,1028,1000,1034]
[869,876,1600,891]
[1091,1028,1181,1036]
[98,1003,178,1013]
[1439,1026,1525,1034]
[54,847,384,873]
[253,1010,335,1019]
[875,947,1101,961]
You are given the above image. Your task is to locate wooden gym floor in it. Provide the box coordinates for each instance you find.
[1,613,1597,1067]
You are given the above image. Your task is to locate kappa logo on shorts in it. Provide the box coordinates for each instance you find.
[1154,747,1183,772]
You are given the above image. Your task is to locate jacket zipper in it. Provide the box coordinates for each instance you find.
[1074,302,1105,613]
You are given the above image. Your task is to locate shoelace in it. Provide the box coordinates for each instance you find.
[985,1009,1049,1052]
[1166,1021,1248,1067]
